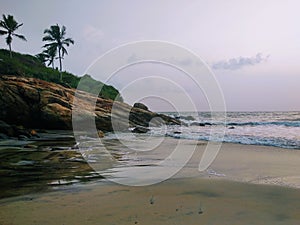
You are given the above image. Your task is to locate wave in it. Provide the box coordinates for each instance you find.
[166,132,300,150]
[189,121,300,127]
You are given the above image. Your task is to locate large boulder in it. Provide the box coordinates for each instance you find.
[133,102,149,111]
[0,76,182,134]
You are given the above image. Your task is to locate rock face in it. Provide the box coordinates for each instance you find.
[0,75,181,133]
[133,102,149,111]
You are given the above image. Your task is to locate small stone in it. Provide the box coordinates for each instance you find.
[98,130,105,138]
[30,129,37,136]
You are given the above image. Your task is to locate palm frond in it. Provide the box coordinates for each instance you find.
[14,33,27,41]
[42,35,55,42]
[0,29,8,35]
[61,46,68,56]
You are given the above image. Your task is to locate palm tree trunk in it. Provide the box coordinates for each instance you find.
[58,48,62,82]
[8,43,12,58]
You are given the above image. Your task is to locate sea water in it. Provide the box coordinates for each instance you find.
[159,111,300,149]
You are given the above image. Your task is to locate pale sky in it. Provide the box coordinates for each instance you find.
[1,0,300,111]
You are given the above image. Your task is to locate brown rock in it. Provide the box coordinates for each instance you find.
[0,76,182,134]
[97,130,105,138]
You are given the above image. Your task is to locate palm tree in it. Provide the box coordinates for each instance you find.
[42,24,74,81]
[36,46,57,69]
[0,14,27,58]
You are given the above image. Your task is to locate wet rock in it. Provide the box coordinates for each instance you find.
[0,133,8,139]
[23,144,38,149]
[132,127,150,133]
[191,122,205,126]
[0,120,14,136]
[18,135,28,140]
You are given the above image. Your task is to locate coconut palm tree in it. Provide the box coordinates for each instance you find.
[42,24,74,81]
[36,46,57,69]
[0,14,27,58]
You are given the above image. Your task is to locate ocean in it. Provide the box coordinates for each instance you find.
[155,111,300,149]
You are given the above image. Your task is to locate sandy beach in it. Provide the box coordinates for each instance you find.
[1,139,300,225]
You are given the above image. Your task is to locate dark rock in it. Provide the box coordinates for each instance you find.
[190,122,205,126]
[18,135,28,140]
[132,127,150,133]
[23,144,38,149]
[228,126,235,129]
[205,122,212,126]
[173,131,182,134]
[0,133,8,139]
[0,120,14,136]
[133,102,149,111]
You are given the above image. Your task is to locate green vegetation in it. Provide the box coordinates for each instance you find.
[0,14,26,58]
[0,14,122,101]
[0,49,123,101]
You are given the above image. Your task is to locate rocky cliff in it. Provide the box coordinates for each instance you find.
[0,75,180,136]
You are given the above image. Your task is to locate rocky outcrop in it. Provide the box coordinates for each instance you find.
[0,75,181,134]
[133,102,149,111]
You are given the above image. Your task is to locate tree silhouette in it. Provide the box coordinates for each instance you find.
[42,24,74,81]
[36,46,57,69]
[0,14,27,58]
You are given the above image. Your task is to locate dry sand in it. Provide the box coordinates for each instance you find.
[1,140,300,225]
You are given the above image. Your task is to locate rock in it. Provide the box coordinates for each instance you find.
[133,102,148,111]
[0,133,8,139]
[173,131,181,134]
[30,129,37,136]
[132,127,150,133]
[228,126,235,129]
[18,135,28,140]
[0,120,14,136]
[23,144,38,149]
[0,76,181,134]
[190,122,205,126]
[97,130,105,138]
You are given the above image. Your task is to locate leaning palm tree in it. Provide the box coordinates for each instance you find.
[0,14,27,58]
[36,46,57,69]
[42,24,74,81]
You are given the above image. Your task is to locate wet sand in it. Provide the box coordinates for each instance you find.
[1,140,300,224]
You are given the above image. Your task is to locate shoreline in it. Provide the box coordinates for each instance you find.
[1,139,300,224]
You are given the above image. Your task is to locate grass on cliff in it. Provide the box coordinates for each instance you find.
[0,49,123,101]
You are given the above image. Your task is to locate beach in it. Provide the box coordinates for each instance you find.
[1,138,300,225]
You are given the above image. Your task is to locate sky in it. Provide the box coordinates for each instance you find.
[1,0,300,111]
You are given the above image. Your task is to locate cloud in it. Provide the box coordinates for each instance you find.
[212,53,270,70]
[82,25,104,43]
